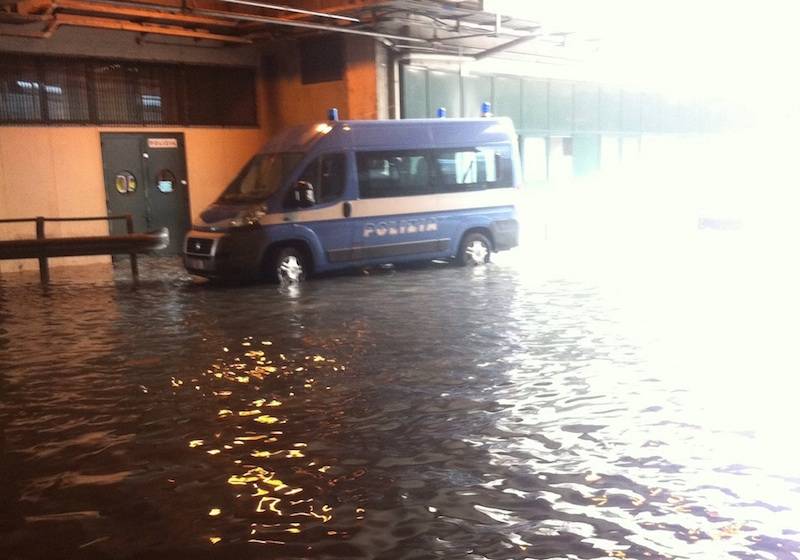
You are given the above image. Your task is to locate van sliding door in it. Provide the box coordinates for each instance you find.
[350,151,451,262]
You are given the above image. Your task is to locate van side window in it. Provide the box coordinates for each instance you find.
[298,153,346,204]
[357,152,430,198]
[433,145,513,191]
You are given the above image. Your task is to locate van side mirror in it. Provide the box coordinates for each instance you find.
[290,180,315,208]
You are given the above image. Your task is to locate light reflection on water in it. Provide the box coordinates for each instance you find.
[178,338,344,546]
[0,246,799,559]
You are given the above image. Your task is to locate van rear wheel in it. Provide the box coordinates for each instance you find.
[271,247,308,284]
[458,232,491,266]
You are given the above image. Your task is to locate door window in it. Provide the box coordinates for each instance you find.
[156,169,176,193]
[115,171,137,194]
[298,153,346,204]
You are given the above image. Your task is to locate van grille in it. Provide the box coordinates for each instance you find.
[186,237,214,256]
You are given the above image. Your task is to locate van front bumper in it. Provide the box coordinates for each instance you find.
[184,229,267,278]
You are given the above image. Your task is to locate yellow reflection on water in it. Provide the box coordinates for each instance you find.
[236,435,267,441]
[238,409,261,416]
[256,496,282,514]
[176,338,352,544]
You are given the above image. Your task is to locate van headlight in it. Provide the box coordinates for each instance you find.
[229,207,267,228]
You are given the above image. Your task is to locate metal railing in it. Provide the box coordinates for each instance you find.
[0,214,139,284]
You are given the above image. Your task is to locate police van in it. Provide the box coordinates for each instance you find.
[184,114,521,282]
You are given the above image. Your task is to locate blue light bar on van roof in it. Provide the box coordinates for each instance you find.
[328,107,339,121]
[481,102,492,117]
[436,107,447,118]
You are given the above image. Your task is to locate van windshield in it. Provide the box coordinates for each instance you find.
[218,152,303,203]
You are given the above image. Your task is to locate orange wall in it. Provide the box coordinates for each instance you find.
[182,128,267,219]
[265,36,379,130]
[345,37,379,120]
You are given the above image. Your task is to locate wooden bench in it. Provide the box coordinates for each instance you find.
[0,215,168,284]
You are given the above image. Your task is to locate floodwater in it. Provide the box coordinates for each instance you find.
[1,242,799,560]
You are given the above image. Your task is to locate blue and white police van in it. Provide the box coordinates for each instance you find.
[184,114,521,282]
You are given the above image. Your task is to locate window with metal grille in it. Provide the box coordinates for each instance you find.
[141,65,182,125]
[0,57,42,122]
[43,59,90,122]
[0,54,257,127]
[92,61,140,124]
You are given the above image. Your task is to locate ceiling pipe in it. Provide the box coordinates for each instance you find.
[390,0,541,32]
[217,0,360,23]
[398,0,484,19]
[432,32,498,43]
[0,12,51,23]
[76,0,187,13]
[401,52,475,63]
[376,13,535,38]
[399,46,579,67]
[53,0,240,27]
[282,0,393,21]
[473,32,540,60]
[193,8,427,42]
[400,32,540,63]
[54,13,251,42]
[0,23,58,38]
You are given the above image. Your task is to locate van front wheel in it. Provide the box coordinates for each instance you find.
[458,232,491,266]
[272,247,308,284]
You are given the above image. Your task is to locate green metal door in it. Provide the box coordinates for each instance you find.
[101,133,190,255]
